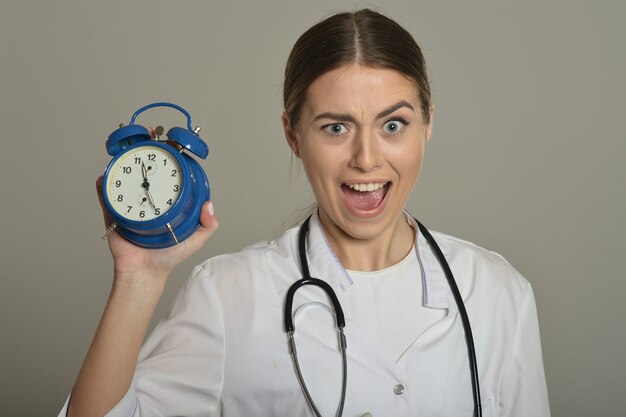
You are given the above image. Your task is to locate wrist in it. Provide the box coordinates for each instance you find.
[112,270,168,296]
[107,275,166,324]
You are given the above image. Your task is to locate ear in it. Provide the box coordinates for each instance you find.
[425,105,435,143]
[282,112,301,158]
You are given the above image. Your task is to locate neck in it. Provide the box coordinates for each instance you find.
[318,211,415,272]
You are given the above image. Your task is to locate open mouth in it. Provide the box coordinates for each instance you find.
[341,181,390,212]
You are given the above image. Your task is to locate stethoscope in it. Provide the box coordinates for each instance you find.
[284,216,482,417]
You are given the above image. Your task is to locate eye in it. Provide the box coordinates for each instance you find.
[382,118,408,135]
[323,123,349,136]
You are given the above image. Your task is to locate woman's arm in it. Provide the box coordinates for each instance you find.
[498,284,551,417]
[65,178,219,417]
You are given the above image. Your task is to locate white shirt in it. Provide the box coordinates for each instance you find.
[59,213,550,416]
[344,244,446,361]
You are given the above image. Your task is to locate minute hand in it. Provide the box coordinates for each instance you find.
[145,188,157,212]
[141,162,158,213]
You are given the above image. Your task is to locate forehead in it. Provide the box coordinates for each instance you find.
[304,64,420,115]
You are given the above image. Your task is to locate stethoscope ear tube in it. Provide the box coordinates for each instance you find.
[415,219,482,417]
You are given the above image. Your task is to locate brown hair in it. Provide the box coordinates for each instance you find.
[283,9,432,127]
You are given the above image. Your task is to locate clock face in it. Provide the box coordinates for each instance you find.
[106,145,183,221]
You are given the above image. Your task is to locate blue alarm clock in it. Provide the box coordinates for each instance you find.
[101,102,210,248]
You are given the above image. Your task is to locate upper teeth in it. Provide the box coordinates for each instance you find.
[348,182,387,192]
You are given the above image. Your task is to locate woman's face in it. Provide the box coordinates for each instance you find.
[283,64,432,243]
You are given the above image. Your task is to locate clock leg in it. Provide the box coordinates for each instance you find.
[166,223,180,245]
[101,222,118,240]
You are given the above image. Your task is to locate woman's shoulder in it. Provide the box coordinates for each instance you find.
[188,225,301,286]
[432,229,517,265]
[428,229,532,296]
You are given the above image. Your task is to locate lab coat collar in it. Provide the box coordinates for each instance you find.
[306,212,354,293]
[414,219,450,309]
[305,211,450,309]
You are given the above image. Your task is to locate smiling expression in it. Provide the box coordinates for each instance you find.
[283,64,433,248]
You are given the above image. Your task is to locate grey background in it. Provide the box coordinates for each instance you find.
[1,0,624,416]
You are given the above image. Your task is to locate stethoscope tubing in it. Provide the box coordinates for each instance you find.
[285,216,482,417]
[287,216,348,417]
[415,219,482,416]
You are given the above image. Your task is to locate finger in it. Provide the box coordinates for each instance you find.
[195,201,219,239]
[199,201,218,230]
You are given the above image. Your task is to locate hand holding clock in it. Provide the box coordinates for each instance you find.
[97,176,218,284]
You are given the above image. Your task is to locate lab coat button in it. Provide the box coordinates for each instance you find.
[393,384,405,395]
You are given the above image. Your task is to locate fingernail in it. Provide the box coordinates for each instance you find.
[208,202,215,216]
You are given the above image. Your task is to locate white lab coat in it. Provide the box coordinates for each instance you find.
[59,213,550,416]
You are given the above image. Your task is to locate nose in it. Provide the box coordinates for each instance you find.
[349,130,383,172]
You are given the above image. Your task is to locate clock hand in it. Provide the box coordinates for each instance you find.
[141,162,149,182]
[141,180,157,212]
[145,188,157,213]
[140,162,158,213]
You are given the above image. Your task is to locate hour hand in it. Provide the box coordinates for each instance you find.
[141,162,149,182]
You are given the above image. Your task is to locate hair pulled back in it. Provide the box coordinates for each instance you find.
[283,9,432,127]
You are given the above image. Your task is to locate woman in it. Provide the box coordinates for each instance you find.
[60,9,550,417]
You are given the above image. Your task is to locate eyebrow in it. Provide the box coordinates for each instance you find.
[312,100,415,123]
[376,100,415,119]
